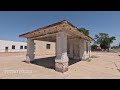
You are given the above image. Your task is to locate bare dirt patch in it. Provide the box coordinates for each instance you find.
[0,52,120,79]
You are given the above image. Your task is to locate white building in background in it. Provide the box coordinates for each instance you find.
[0,40,27,52]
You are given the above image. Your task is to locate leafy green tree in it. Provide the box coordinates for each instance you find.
[95,33,116,51]
[91,44,97,50]
[78,28,89,36]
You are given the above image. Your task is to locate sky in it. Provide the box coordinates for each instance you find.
[0,11,120,46]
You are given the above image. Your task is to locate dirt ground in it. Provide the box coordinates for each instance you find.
[0,52,120,79]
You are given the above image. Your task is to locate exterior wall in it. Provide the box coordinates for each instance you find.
[67,39,73,58]
[68,38,91,60]
[81,39,91,60]
[0,38,91,59]
[68,38,80,59]
[0,40,27,52]
[79,39,84,59]
[72,38,80,59]
[0,39,55,55]
[34,40,55,56]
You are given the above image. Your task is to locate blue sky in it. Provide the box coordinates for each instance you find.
[0,11,120,46]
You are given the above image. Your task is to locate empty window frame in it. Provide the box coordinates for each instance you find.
[12,45,15,49]
[24,46,27,49]
[46,44,50,49]
[20,46,23,49]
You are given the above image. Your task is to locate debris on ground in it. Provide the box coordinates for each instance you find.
[90,55,99,58]
[114,62,120,72]
[86,58,92,62]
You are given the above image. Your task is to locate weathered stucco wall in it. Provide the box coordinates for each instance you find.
[67,38,91,60]
[81,39,91,60]
[34,40,55,56]
[31,38,91,59]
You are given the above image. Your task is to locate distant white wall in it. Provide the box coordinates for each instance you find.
[0,40,27,52]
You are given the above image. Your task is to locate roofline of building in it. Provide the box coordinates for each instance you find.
[0,39,26,43]
[19,20,66,37]
[65,20,95,41]
[19,20,94,41]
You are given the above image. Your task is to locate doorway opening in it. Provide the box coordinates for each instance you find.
[5,47,8,52]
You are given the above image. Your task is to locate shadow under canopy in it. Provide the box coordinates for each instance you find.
[28,56,81,70]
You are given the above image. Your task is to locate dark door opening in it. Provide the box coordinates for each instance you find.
[5,47,8,52]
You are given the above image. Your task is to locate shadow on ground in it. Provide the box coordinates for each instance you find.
[24,56,81,70]
[31,56,56,69]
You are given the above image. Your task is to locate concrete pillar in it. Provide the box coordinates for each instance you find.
[55,32,69,73]
[89,42,91,57]
[26,39,35,63]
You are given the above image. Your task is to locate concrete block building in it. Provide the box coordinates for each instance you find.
[0,40,27,52]
[19,20,94,72]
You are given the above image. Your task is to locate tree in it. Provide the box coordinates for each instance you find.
[95,33,116,51]
[78,28,89,36]
[91,44,98,51]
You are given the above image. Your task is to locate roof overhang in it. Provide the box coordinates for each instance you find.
[19,20,94,42]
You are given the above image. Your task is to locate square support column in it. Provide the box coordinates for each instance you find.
[26,39,35,63]
[55,32,69,73]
